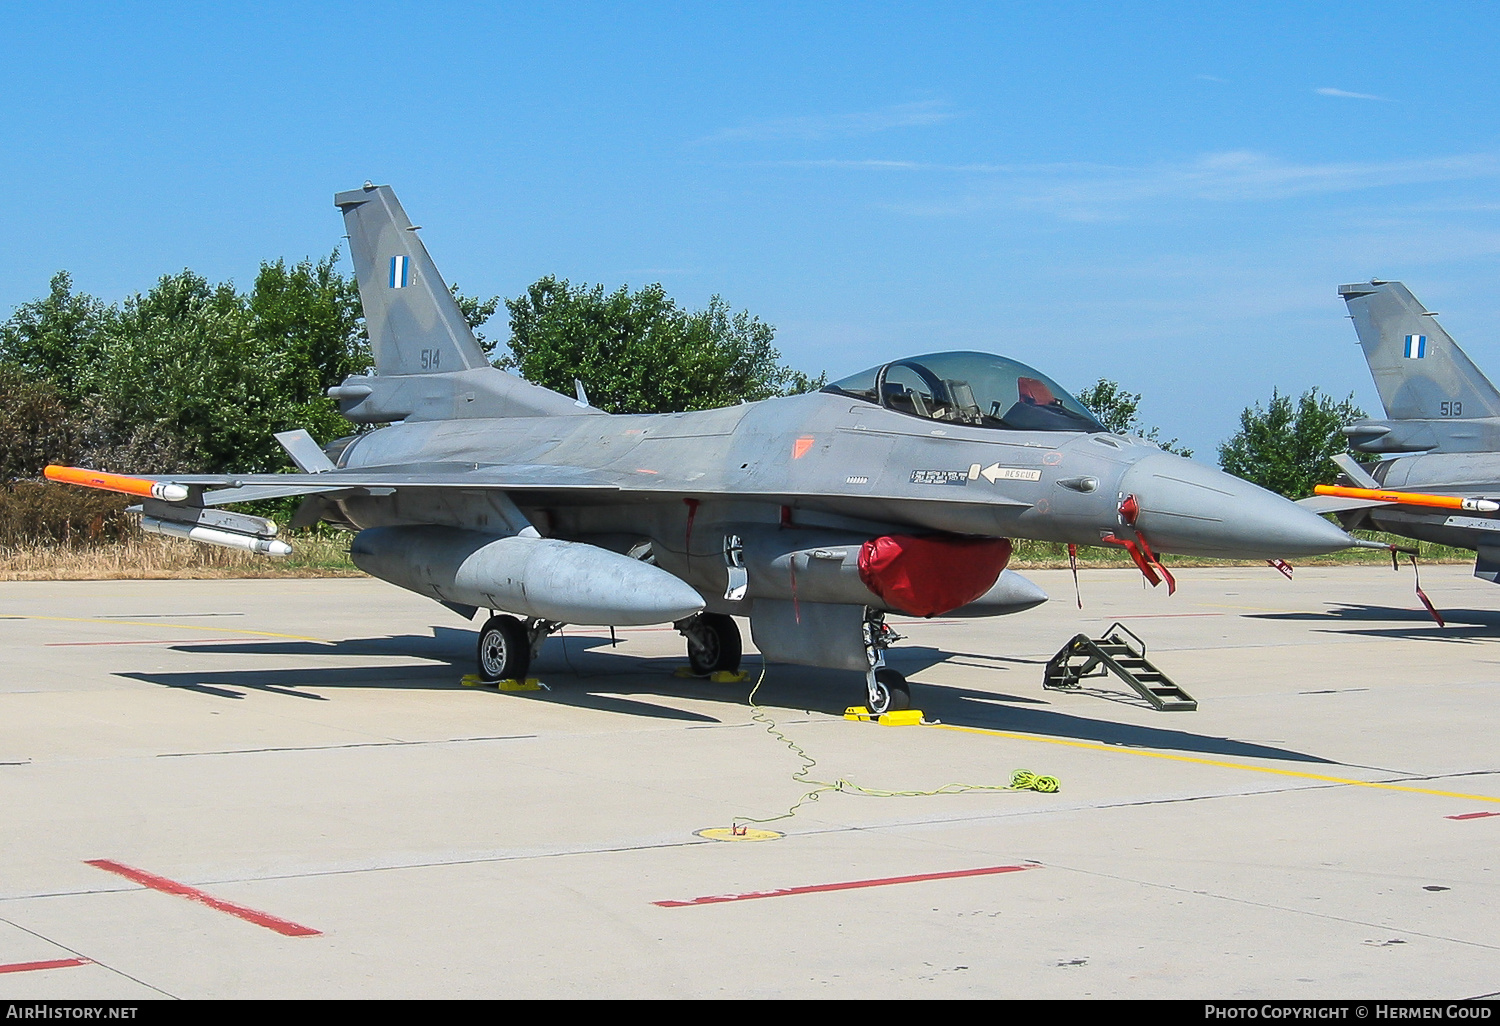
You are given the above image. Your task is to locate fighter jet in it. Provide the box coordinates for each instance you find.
[46,184,1357,713]
[1300,280,1500,584]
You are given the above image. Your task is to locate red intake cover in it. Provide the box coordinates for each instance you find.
[857,534,1013,618]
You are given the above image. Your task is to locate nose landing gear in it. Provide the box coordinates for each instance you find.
[676,612,743,676]
[863,611,910,715]
[867,667,911,715]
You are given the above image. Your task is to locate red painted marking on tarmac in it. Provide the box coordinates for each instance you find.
[654,863,1038,907]
[45,639,266,647]
[1446,811,1500,821]
[85,859,321,937]
[0,958,91,974]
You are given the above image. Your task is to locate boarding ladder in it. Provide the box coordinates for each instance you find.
[1043,622,1197,711]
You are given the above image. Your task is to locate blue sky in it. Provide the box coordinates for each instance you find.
[3,1,1499,457]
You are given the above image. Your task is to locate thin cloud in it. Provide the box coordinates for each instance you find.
[1316,87,1391,101]
[771,158,1123,174]
[1196,74,1228,83]
[868,151,1500,220]
[1136,151,1493,202]
[699,101,957,144]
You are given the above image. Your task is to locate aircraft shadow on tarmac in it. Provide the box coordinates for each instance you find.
[117,627,1334,765]
[1251,603,1500,642]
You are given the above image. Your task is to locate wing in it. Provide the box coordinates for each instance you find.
[1294,494,1391,515]
[45,461,1033,515]
[46,462,620,505]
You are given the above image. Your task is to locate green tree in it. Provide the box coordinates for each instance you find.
[87,255,372,474]
[0,366,81,481]
[501,276,823,414]
[1076,378,1192,457]
[2,258,549,479]
[248,252,370,448]
[1218,387,1366,498]
[88,269,253,470]
[0,272,108,402]
[451,285,500,350]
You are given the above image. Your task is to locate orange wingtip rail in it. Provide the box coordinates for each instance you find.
[1314,484,1499,513]
[44,465,191,503]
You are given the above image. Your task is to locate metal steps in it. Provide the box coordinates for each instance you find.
[1043,622,1196,711]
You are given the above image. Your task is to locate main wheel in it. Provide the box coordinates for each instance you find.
[868,668,911,715]
[477,614,530,683]
[687,613,743,676]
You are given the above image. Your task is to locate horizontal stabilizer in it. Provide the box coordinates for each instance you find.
[274,430,336,473]
[1331,453,1379,489]
[1295,494,1391,515]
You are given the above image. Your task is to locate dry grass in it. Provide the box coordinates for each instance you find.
[1008,533,1473,570]
[0,532,361,581]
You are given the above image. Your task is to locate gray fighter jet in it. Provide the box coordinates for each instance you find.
[1301,281,1500,583]
[48,184,1357,713]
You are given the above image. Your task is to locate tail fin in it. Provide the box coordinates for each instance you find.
[335,183,490,377]
[1338,280,1500,421]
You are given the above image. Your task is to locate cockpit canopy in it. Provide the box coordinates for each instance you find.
[822,351,1106,433]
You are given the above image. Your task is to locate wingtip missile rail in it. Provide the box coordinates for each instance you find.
[1313,484,1500,513]
[44,465,191,503]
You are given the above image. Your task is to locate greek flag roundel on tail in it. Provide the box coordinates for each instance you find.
[1404,334,1426,359]
[389,255,409,290]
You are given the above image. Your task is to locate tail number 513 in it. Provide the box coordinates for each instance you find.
[1441,401,1463,416]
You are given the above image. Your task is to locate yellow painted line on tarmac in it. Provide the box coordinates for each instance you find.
[0,615,331,644]
[925,722,1500,804]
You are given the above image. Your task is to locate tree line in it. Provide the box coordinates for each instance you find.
[0,254,1366,543]
[0,261,821,483]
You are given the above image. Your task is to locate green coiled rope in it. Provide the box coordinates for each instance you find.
[1010,769,1060,793]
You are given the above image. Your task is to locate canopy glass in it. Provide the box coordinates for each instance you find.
[822,351,1106,433]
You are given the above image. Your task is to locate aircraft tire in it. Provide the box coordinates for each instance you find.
[870,668,911,715]
[477,614,530,683]
[688,613,742,676]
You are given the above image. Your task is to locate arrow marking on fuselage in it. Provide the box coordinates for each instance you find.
[981,464,1042,484]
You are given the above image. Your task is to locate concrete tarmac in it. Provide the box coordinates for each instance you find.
[0,565,1496,999]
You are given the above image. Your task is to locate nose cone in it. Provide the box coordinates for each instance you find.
[1121,452,1355,559]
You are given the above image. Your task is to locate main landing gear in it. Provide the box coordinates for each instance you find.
[476,614,560,683]
[676,612,743,676]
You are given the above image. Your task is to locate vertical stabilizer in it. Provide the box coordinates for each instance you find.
[1338,280,1500,421]
[335,184,490,377]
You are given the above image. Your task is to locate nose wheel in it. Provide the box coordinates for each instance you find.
[678,612,743,676]
[477,614,530,683]
[866,667,911,715]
